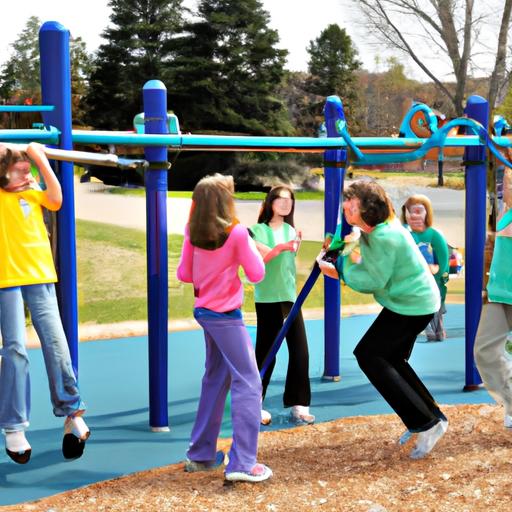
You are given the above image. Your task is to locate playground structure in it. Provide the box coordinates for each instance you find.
[0,21,511,431]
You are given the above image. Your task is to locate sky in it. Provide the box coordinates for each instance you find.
[3,0,500,82]
[0,0,406,75]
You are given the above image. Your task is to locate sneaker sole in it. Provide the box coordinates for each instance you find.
[225,469,272,483]
[62,431,90,460]
[6,448,31,464]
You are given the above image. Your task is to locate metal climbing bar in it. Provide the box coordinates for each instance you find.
[0,105,55,112]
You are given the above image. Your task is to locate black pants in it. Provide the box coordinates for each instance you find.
[255,302,311,408]
[353,307,445,432]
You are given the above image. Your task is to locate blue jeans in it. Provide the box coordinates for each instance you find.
[0,284,85,431]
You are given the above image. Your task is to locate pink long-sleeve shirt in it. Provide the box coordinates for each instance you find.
[177,223,265,312]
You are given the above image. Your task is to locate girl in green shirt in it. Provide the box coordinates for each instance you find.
[401,194,450,341]
[251,185,314,426]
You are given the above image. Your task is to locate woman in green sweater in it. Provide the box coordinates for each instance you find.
[401,194,450,341]
[320,180,447,459]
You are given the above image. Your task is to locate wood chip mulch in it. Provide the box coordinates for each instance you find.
[4,404,512,512]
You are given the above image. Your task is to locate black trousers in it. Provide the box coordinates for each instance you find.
[353,307,445,432]
[255,302,311,408]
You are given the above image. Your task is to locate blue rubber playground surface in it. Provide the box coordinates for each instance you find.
[0,304,495,506]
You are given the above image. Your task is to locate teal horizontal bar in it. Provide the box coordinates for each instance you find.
[72,130,512,151]
[0,128,60,144]
[0,105,55,112]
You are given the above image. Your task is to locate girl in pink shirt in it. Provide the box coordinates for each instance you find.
[177,174,272,483]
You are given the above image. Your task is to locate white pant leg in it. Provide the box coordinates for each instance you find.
[474,303,512,415]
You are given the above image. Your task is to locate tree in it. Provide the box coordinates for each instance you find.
[352,0,512,115]
[0,17,93,128]
[84,0,183,130]
[0,16,41,104]
[306,24,364,133]
[168,0,292,135]
[70,37,94,124]
[366,57,416,135]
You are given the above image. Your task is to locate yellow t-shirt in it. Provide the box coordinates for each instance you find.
[0,188,57,287]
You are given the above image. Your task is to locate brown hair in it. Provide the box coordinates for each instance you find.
[344,180,393,227]
[0,146,29,189]
[189,174,236,250]
[401,194,434,227]
[257,185,295,226]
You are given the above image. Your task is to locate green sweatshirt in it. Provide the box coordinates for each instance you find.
[251,222,297,303]
[487,236,512,305]
[338,219,440,316]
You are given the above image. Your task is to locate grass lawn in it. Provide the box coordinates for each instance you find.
[76,219,464,324]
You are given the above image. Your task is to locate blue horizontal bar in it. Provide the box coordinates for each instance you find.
[0,105,55,112]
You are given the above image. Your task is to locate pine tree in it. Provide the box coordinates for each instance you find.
[84,0,183,130]
[306,24,363,134]
[169,0,292,135]
[0,16,41,104]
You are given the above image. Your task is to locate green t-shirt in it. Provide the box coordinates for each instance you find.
[408,226,450,303]
[251,222,297,303]
[488,236,512,305]
[339,219,440,316]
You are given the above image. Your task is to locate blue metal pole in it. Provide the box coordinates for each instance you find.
[322,96,346,380]
[39,22,79,375]
[143,80,170,430]
[463,95,488,390]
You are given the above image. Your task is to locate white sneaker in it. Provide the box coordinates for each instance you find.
[5,430,31,464]
[225,463,273,483]
[291,405,315,424]
[261,409,272,426]
[410,420,448,459]
[504,414,512,429]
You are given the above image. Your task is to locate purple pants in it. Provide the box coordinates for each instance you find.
[188,314,262,473]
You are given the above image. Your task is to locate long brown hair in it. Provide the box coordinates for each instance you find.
[189,174,236,250]
[257,185,295,226]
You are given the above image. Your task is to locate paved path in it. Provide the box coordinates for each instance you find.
[74,181,465,246]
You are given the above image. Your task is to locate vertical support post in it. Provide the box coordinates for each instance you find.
[322,96,347,380]
[143,80,170,430]
[463,95,488,390]
[39,22,79,375]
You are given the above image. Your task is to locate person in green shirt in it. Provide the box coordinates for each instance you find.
[474,160,512,431]
[401,194,450,341]
[251,185,314,426]
[319,180,447,459]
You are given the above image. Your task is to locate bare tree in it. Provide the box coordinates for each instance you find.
[351,0,512,115]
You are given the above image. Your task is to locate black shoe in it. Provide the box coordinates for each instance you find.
[62,413,90,460]
[6,447,31,464]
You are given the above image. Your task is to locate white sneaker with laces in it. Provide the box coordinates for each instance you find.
[291,405,315,424]
[410,420,448,459]
[261,409,272,425]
